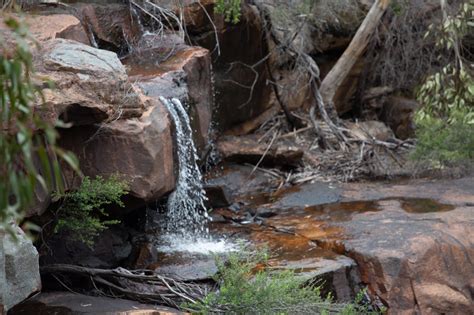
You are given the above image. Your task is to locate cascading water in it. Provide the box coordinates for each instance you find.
[157,97,237,254]
[159,97,209,234]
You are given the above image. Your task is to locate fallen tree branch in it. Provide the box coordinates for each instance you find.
[320,0,391,113]
[41,264,209,309]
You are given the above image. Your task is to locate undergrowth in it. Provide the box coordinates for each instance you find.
[54,174,128,247]
[185,249,383,314]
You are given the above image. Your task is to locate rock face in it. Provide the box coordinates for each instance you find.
[60,100,175,202]
[192,4,275,130]
[0,227,41,312]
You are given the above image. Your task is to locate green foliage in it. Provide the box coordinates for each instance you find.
[54,175,128,247]
[413,1,474,165]
[412,113,474,164]
[0,15,78,234]
[186,249,381,314]
[215,0,241,24]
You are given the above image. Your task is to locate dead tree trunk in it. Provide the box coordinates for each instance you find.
[320,0,391,114]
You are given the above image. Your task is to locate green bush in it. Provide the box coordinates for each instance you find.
[186,249,381,314]
[54,175,128,247]
[412,111,474,165]
[215,0,241,24]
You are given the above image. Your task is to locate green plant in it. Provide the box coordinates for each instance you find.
[215,0,241,24]
[186,248,381,314]
[0,15,78,234]
[413,1,474,165]
[54,175,128,247]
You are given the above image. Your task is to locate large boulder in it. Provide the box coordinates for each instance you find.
[338,205,474,314]
[25,13,91,45]
[0,227,41,312]
[34,39,144,125]
[60,98,175,203]
[0,13,90,52]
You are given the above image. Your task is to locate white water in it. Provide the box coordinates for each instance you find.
[159,97,209,234]
[158,97,237,255]
[157,234,238,255]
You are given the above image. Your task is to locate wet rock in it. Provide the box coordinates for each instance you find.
[217,136,304,168]
[130,243,159,269]
[60,99,175,202]
[0,227,41,312]
[205,164,279,206]
[9,292,183,315]
[126,43,212,154]
[41,227,132,269]
[34,39,143,125]
[341,176,474,206]
[273,182,342,209]
[151,255,218,281]
[204,185,232,208]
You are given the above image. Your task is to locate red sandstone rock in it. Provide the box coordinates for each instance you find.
[60,99,175,202]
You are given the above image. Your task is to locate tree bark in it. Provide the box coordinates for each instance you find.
[320,0,391,114]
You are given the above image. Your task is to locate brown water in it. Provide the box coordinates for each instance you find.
[399,198,455,213]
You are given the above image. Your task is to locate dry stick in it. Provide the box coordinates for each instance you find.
[278,126,312,139]
[197,0,221,56]
[249,130,279,177]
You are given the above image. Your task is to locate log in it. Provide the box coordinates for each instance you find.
[217,135,304,167]
[320,0,391,113]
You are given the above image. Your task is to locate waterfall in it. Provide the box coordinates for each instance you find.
[159,97,209,235]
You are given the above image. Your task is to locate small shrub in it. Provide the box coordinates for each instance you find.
[412,112,474,165]
[215,0,241,24]
[54,175,129,247]
[186,248,381,314]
